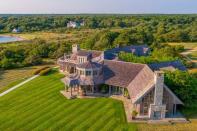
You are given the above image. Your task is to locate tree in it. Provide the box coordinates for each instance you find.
[0,58,15,69]
[165,70,197,104]
[23,55,42,66]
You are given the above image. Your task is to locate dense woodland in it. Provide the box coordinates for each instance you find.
[0,15,196,106]
[0,15,197,42]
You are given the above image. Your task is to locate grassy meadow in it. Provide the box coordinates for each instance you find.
[167,42,197,73]
[167,42,197,50]
[0,70,196,131]
[0,65,51,93]
[2,29,99,44]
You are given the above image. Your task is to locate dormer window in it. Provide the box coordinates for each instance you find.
[86,71,91,76]
[78,57,87,63]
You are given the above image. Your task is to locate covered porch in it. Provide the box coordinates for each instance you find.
[60,79,130,99]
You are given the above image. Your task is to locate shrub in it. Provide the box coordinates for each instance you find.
[131,110,138,118]
[39,68,51,76]
[100,84,109,94]
[124,89,130,99]
[33,66,49,75]
[65,85,69,92]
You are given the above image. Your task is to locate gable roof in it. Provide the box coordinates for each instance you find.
[148,60,187,71]
[103,60,145,87]
[126,65,155,103]
[132,84,184,105]
[163,85,184,105]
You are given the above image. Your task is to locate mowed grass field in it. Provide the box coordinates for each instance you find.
[0,70,136,131]
[0,70,196,131]
[0,65,51,93]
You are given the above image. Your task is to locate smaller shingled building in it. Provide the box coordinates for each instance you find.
[104,45,150,60]
[148,60,187,71]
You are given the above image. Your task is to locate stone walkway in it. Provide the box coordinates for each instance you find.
[110,95,133,122]
[0,75,39,97]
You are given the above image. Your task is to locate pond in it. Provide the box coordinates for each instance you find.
[0,36,23,43]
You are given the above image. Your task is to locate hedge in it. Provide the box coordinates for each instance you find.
[33,66,50,75]
[39,68,51,76]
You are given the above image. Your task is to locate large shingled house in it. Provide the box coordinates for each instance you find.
[58,44,183,120]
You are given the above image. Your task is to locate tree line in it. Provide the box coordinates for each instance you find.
[0,39,71,69]
[0,15,197,42]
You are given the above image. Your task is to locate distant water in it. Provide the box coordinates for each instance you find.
[0,36,23,43]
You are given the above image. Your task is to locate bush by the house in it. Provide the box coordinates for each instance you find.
[124,89,130,99]
[39,68,51,76]
[131,110,138,119]
[100,84,109,94]
[33,66,50,75]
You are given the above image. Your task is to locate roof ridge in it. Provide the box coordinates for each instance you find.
[104,59,147,66]
[80,49,103,53]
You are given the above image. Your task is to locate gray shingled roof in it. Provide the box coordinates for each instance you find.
[61,59,183,105]
[126,65,155,103]
[76,50,103,58]
[103,60,145,87]
[148,60,187,71]
[104,45,150,60]
[77,61,102,69]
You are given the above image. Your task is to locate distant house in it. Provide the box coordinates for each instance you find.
[67,21,85,28]
[12,28,21,33]
[149,60,187,71]
[104,45,150,60]
[58,44,184,120]
[80,21,85,26]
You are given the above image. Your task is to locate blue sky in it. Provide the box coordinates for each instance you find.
[0,0,197,14]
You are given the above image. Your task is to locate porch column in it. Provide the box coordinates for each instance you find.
[174,104,177,114]
[70,86,72,96]
[122,88,124,96]
[92,85,94,93]
[77,86,79,94]
[109,85,111,95]
[119,87,121,94]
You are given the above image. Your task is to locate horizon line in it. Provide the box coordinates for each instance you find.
[0,13,197,15]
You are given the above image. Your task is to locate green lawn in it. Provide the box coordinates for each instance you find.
[0,70,136,131]
[1,70,196,131]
